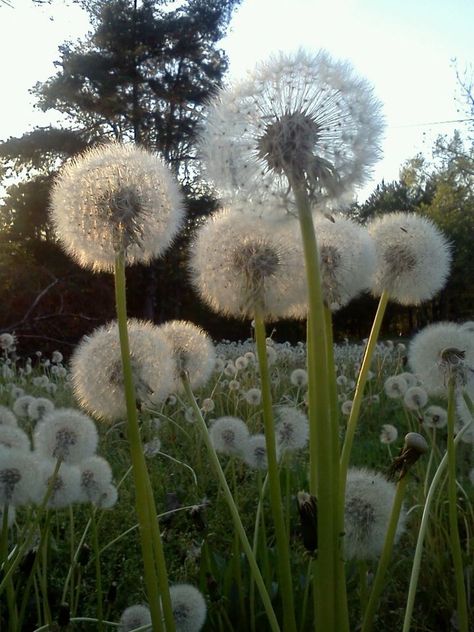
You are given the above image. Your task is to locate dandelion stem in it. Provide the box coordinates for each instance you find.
[402,422,471,632]
[181,373,281,632]
[91,507,104,632]
[446,380,469,632]
[113,252,170,632]
[289,173,337,632]
[360,474,408,632]
[254,312,297,632]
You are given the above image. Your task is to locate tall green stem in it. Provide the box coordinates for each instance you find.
[181,374,281,632]
[446,381,469,632]
[254,313,297,632]
[290,175,337,632]
[360,475,408,632]
[114,252,170,632]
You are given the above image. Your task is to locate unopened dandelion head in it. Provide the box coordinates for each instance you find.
[199,49,384,210]
[33,409,98,464]
[344,467,406,560]
[189,208,306,320]
[50,143,185,272]
[368,212,451,305]
[210,416,249,455]
[71,319,174,421]
[408,322,474,396]
[170,583,207,632]
[157,320,216,392]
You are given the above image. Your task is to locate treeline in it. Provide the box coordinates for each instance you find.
[0,0,473,354]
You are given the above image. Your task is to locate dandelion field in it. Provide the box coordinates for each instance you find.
[0,336,472,632]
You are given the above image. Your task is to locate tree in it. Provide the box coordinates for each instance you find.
[0,0,241,348]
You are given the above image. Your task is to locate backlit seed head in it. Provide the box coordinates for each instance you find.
[170,583,207,632]
[33,409,98,464]
[118,604,151,632]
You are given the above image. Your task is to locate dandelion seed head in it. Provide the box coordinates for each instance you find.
[33,408,98,464]
[243,388,261,406]
[423,405,447,429]
[170,583,207,632]
[210,417,249,455]
[379,424,398,444]
[50,143,184,272]
[243,434,276,470]
[403,386,428,411]
[0,426,31,452]
[341,400,353,415]
[274,406,309,451]
[37,460,81,508]
[344,467,406,560]
[384,375,408,399]
[369,213,451,305]
[0,406,17,427]
[0,448,41,506]
[78,456,113,504]
[118,604,151,632]
[290,368,308,387]
[27,397,55,422]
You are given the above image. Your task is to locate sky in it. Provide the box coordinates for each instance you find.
[0,0,473,200]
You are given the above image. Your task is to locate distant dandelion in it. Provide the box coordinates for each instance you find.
[118,604,151,632]
[344,467,406,560]
[33,409,98,464]
[368,212,451,305]
[423,405,447,429]
[384,375,408,399]
[290,368,308,387]
[403,386,428,411]
[201,398,215,413]
[0,448,41,506]
[37,460,81,509]
[27,397,55,422]
[0,406,17,427]
[78,456,113,504]
[210,417,249,455]
[243,388,262,406]
[274,406,309,452]
[243,434,276,470]
[379,424,398,444]
[50,143,184,272]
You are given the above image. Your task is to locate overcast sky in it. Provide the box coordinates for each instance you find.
[0,0,473,200]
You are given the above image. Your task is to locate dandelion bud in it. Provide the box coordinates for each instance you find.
[296,491,318,553]
[388,432,428,480]
[50,143,184,272]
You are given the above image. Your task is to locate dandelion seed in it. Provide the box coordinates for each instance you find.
[210,417,249,455]
[403,386,428,411]
[399,372,418,388]
[368,212,451,305]
[50,143,184,272]
[0,333,16,351]
[71,319,175,421]
[379,424,398,445]
[344,467,406,560]
[235,356,249,371]
[170,583,207,632]
[423,405,448,429]
[33,409,98,464]
[52,351,63,364]
[228,379,241,392]
[199,49,383,210]
[118,604,151,632]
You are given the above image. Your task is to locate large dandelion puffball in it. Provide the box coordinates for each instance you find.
[50,143,185,272]
[368,212,451,305]
[408,322,474,397]
[344,467,406,560]
[71,320,175,421]
[199,49,384,211]
[189,208,306,321]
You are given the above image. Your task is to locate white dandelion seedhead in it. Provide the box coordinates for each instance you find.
[0,333,16,351]
[36,460,81,509]
[423,405,448,429]
[189,209,306,321]
[50,143,185,272]
[210,416,249,455]
[341,400,353,416]
[170,583,207,632]
[243,388,262,406]
[12,395,35,418]
[307,215,375,312]
[290,368,308,387]
[78,456,113,504]
[384,375,408,399]
[403,386,428,411]
[200,49,384,209]
[274,406,309,452]
[0,426,31,452]
[95,483,119,509]
[379,424,398,445]
[27,397,55,422]
[71,319,175,421]
[157,320,216,393]
[118,604,151,632]
[368,212,451,305]
[344,467,407,560]
[0,447,41,507]
[408,322,474,397]
[201,398,215,413]
[0,406,17,427]
[33,409,98,464]
[242,434,277,470]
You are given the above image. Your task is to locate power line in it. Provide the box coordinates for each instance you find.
[391,117,473,129]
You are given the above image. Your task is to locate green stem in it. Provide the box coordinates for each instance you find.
[1,506,18,632]
[446,381,469,632]
[113,252,168,632]
[402,421,471,632]
[360,475,408,632]
[91,508,104,632]
[181,373,281,632]
[250,472,270,632]
[254,313,297,632]
[290,174,336,632]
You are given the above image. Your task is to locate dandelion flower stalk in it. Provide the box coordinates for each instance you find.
[180,371,281,632]
[113,251,172,632]
[446,379,469,632]
[254,312,297,632]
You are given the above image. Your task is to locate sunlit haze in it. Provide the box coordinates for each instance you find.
[0,0,473,200]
